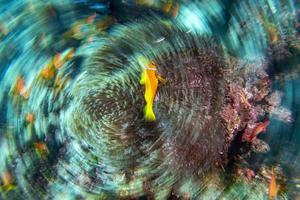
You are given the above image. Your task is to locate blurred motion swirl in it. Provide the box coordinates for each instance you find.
[0,0,300,199]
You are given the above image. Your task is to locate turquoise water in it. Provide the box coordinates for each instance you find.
[0,0,299,199]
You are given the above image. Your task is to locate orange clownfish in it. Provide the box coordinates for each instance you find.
[140,60,166,121]
[268,168,277,199]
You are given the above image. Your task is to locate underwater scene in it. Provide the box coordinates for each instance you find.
[0,0,300,199]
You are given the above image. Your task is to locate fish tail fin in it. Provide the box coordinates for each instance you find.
[144,103,156,121]
[140,70,146,85]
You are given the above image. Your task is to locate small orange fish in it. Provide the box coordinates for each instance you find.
[26,113,35,124]
[34,142,47,152]
[53,53,63,69]
[53,75,69,97]
[268,26,278,45]
[171,3,180,18]
[15,76,24,95]
[11,76,31,99]
[257,12,279,45]
[269,168,277,199]
[86,13,96,24]
[245,169,255,181]
[1,170,16,191]
[2,171,12,187]
[72,23,83,39]
[40,62,55,80]
[54,75,62,87]
[249,120,270,142]
[140,59,166,121]
[163,1,172,14]
[65,48,75,61]
[95,16,116,31]
[22,89,30,100]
